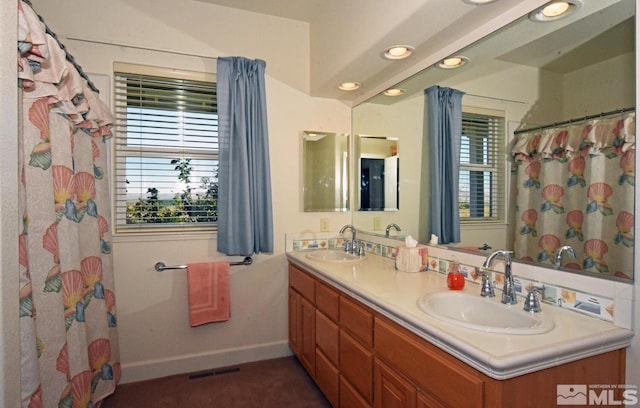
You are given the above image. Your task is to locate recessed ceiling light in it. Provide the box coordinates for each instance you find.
[338,82,361,91]
[462,0,499,4]
[436,56,469,69]
[383,88,405,97]
[383,45,414,60]
[529,0,582,22]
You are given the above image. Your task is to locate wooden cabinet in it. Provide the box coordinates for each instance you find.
[288,287,300,355]
[316,306,340,407]
[374,359,416,408]
[288,261,626,408]
[298,295,316,374]
[375,313,626,408]
[341,375,372,408]
[340,295,374,348]
[316,348,340,407]
[288,265,316,376]
[340,329,373,403]
[375,316,484,408]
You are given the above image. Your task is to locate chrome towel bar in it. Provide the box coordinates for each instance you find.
[155,257,253,272]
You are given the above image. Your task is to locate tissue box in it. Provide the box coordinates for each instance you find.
[394,245,429,273]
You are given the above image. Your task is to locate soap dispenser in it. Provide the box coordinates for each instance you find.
[447,259,465,290]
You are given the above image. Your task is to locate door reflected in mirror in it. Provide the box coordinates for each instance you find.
[357,135,399,211]
[302,131,349,212]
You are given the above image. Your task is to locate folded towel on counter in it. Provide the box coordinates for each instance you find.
[187,262,230,326]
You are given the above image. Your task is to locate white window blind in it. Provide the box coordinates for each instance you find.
[113,67,218,232]
[459,110,505,222]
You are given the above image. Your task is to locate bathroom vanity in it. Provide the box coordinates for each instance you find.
[286,251,632,408]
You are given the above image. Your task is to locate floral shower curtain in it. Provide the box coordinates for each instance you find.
[512,111,635,280]
[18,1,120,407]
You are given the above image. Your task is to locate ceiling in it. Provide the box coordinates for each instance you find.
[194,0,326,23]
[195,0,548,103]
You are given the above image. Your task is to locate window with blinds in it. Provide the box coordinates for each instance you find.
[459,110,505,222]
[113,65,218,232]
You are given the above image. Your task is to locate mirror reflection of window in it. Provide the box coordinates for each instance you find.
[459,108,505,222]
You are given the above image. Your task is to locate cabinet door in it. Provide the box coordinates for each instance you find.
[340,375,372,408]
[288,288,300,355]
[374,359,417,408]
[340,330,373,403]
[299,296,316,375]
[416,390,446,408]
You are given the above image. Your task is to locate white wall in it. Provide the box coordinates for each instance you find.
[32,0,351,383]
[562,52,636,118]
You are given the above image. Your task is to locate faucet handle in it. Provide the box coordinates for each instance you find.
[478,268,495,298]
[523,284,545,313]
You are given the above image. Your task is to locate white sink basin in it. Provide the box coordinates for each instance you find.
[417,291,554,335]
[306,250,366,263]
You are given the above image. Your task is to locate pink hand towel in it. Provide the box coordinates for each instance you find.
[187,262,230,326]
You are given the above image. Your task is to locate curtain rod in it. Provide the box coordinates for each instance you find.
[465,93,526,105]
[66,37,219,61]
[22,0,100,93]
[514,107,636,135]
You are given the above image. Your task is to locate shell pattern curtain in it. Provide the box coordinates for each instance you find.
[512,111,635,280]
[18,1,120,407]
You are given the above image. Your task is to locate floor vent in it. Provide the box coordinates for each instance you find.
[188,367,240,380]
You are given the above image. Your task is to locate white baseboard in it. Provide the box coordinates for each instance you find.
[119,340,293,384]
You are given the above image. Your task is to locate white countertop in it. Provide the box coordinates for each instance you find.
[286,250,634,380]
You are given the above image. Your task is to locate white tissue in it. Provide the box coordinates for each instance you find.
[430,234,439,245]
[405,235,418,248]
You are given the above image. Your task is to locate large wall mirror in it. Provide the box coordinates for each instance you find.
[302,131,349,212]
[352,0,635,281]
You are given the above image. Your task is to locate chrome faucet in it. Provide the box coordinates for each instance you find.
[555,245,576,268]
[523,284,545,313]
[385,223,401,237]
[482,250,516,305]
[339,224,357,253]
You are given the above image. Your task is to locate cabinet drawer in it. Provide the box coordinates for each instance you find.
[289,264,315,302]
[375,317,484,408]
[340,330,373,403]
[340,375,372,408]
[316,349,340,408]
[316,310,340,366]
[340,295,373,348]
[316,281,340,322]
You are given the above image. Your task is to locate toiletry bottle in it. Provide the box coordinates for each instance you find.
[447,260,465,290]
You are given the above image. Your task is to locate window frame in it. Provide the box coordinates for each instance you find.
[458,106,507,224]
[112,63,219,234]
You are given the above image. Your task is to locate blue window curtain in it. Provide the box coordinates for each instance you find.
[217,57,274,255]
[425,86,464,244]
